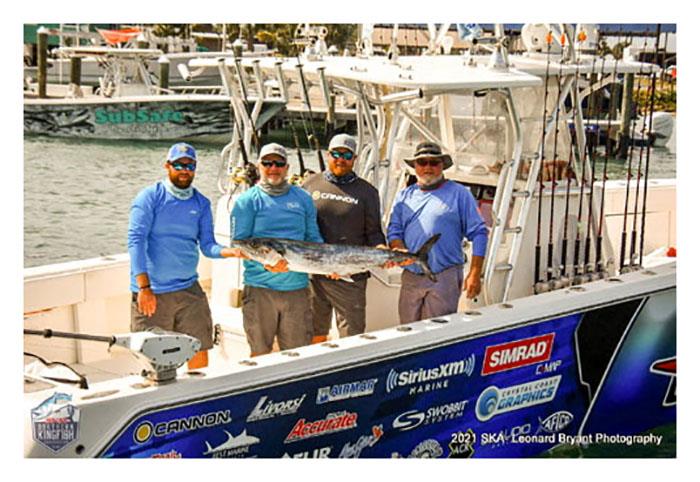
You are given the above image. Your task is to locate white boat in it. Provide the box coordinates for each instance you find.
[24,24,675,458]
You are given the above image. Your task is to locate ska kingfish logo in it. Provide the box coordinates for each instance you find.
[649,357,676,407]
[386,354,476,395]
[475,375,561,421]
[133,409,231,444]
[31,392,80,453]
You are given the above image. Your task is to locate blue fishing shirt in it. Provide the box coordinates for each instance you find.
[232,185,324,291]
[387,180,489,275]
[128,181,224,294]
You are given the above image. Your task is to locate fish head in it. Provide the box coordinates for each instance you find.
[233,238,284,265]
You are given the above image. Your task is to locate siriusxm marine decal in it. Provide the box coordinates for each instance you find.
[385,354,475,395]
[339,425,384,458]
[133,410,231,444]
[475,375,561,421]
[203,429,259,458]
[537,411,574,435]
[100,312,586,458]
[649,357,676,407]
[392,400,469,431]
[246,394,306,422]
[317,378,378,404]
[482,333,555,375]
[31,392,80,452]
[282,446,332,458]
[285,411,358,443]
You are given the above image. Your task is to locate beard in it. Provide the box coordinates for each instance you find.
[417,172,443,187]
[170,173,194,189]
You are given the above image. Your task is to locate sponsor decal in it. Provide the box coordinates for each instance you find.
[150,450,182,458]
[649,357,676,406]
[311,191,359,205]
[537,411,574,435]
[31,392,80,452]
[338,425,384,458]
[399,439,443,458]
[134,410,231,444]
[448,429,476,458]
[475,375,561,421]
[95,108,184,125]
[316,378,378,404]
[246,394,306,422]
[203,429,260,458]
[535,360,562,375]
[392,399,469,431]
[482,333,555,375]
[282,446,333,458]
[386,354,475,395]
[285,411,358,443]
[481,423,532,446]
[286,202,301,209]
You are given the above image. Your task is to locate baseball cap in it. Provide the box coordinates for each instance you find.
[167,142,197,162]
[258,143,288,162]
[328,134,357,154]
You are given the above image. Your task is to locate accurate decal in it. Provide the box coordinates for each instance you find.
[285,411,358,443]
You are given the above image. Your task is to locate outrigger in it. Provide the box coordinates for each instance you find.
[24,23,675,458]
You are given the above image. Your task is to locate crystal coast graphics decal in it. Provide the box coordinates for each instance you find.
[31,392,80,452]
[475,375,562,421]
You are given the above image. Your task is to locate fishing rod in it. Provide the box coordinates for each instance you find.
[595,29,621,276]
[619,55,646,273]
[288,117,308,185]
[295,54,326,172]
[545,34,566,286]
[572,51,597,284]
[584,43,605,280]
[628,30,653,270]
[534,31,554,294]
[233,57,262,153]
[638,25,662,269]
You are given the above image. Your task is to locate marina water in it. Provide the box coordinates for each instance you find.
[24,131,675,268]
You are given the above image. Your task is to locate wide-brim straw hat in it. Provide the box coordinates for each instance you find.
[404,141,453,169]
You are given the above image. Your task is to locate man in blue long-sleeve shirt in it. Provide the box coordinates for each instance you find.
[128,143,240,369]
[232,143,324,356]
[388,142,489,324]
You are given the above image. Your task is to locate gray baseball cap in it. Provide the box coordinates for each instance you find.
[328,134,357,154]
[258,143,288,162]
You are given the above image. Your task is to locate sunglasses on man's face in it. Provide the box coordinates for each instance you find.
[330,150,354,161]
[415,159,443,167]
[260,160,288,168]
[169,161,197,172]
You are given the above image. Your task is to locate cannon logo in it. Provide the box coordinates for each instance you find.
[475,375,561,421]
[133,410,231,444]
[386,354,475,395]
[482,333,555,375]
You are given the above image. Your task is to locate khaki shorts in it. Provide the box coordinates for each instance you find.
[131,281,213,350]
[242,285,313,354]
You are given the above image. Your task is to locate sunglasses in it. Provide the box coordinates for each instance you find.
[169,161,197,172]
[330,150,354,161]
[260,160,288,168]
[415,159,443,167]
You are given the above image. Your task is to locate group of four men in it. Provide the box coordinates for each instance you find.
[127,136,487,367]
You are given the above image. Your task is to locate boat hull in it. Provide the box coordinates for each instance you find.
[24,265,675,458]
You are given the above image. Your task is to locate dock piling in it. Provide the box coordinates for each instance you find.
[37,27,48,98]
[158,56,170,94]
[617,72,635,158]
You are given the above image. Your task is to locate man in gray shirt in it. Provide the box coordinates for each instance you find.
[302,134,386,342]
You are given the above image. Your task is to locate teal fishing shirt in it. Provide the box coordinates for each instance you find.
[232,185,324,291]
[128,181,224,294]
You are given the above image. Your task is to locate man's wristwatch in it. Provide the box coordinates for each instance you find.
[139,285,151,291]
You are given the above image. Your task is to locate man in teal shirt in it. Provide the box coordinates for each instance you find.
[232,143,323,356]
[128,142,239,369]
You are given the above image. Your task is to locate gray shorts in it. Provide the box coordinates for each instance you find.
[398,265,464,324]
[130,281,213,350]
[241,285,313,354]
[310,275,367,337]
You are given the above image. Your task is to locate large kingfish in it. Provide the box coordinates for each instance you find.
[231,234,441,282]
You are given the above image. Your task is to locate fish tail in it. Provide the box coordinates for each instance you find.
[414,234,441,282]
